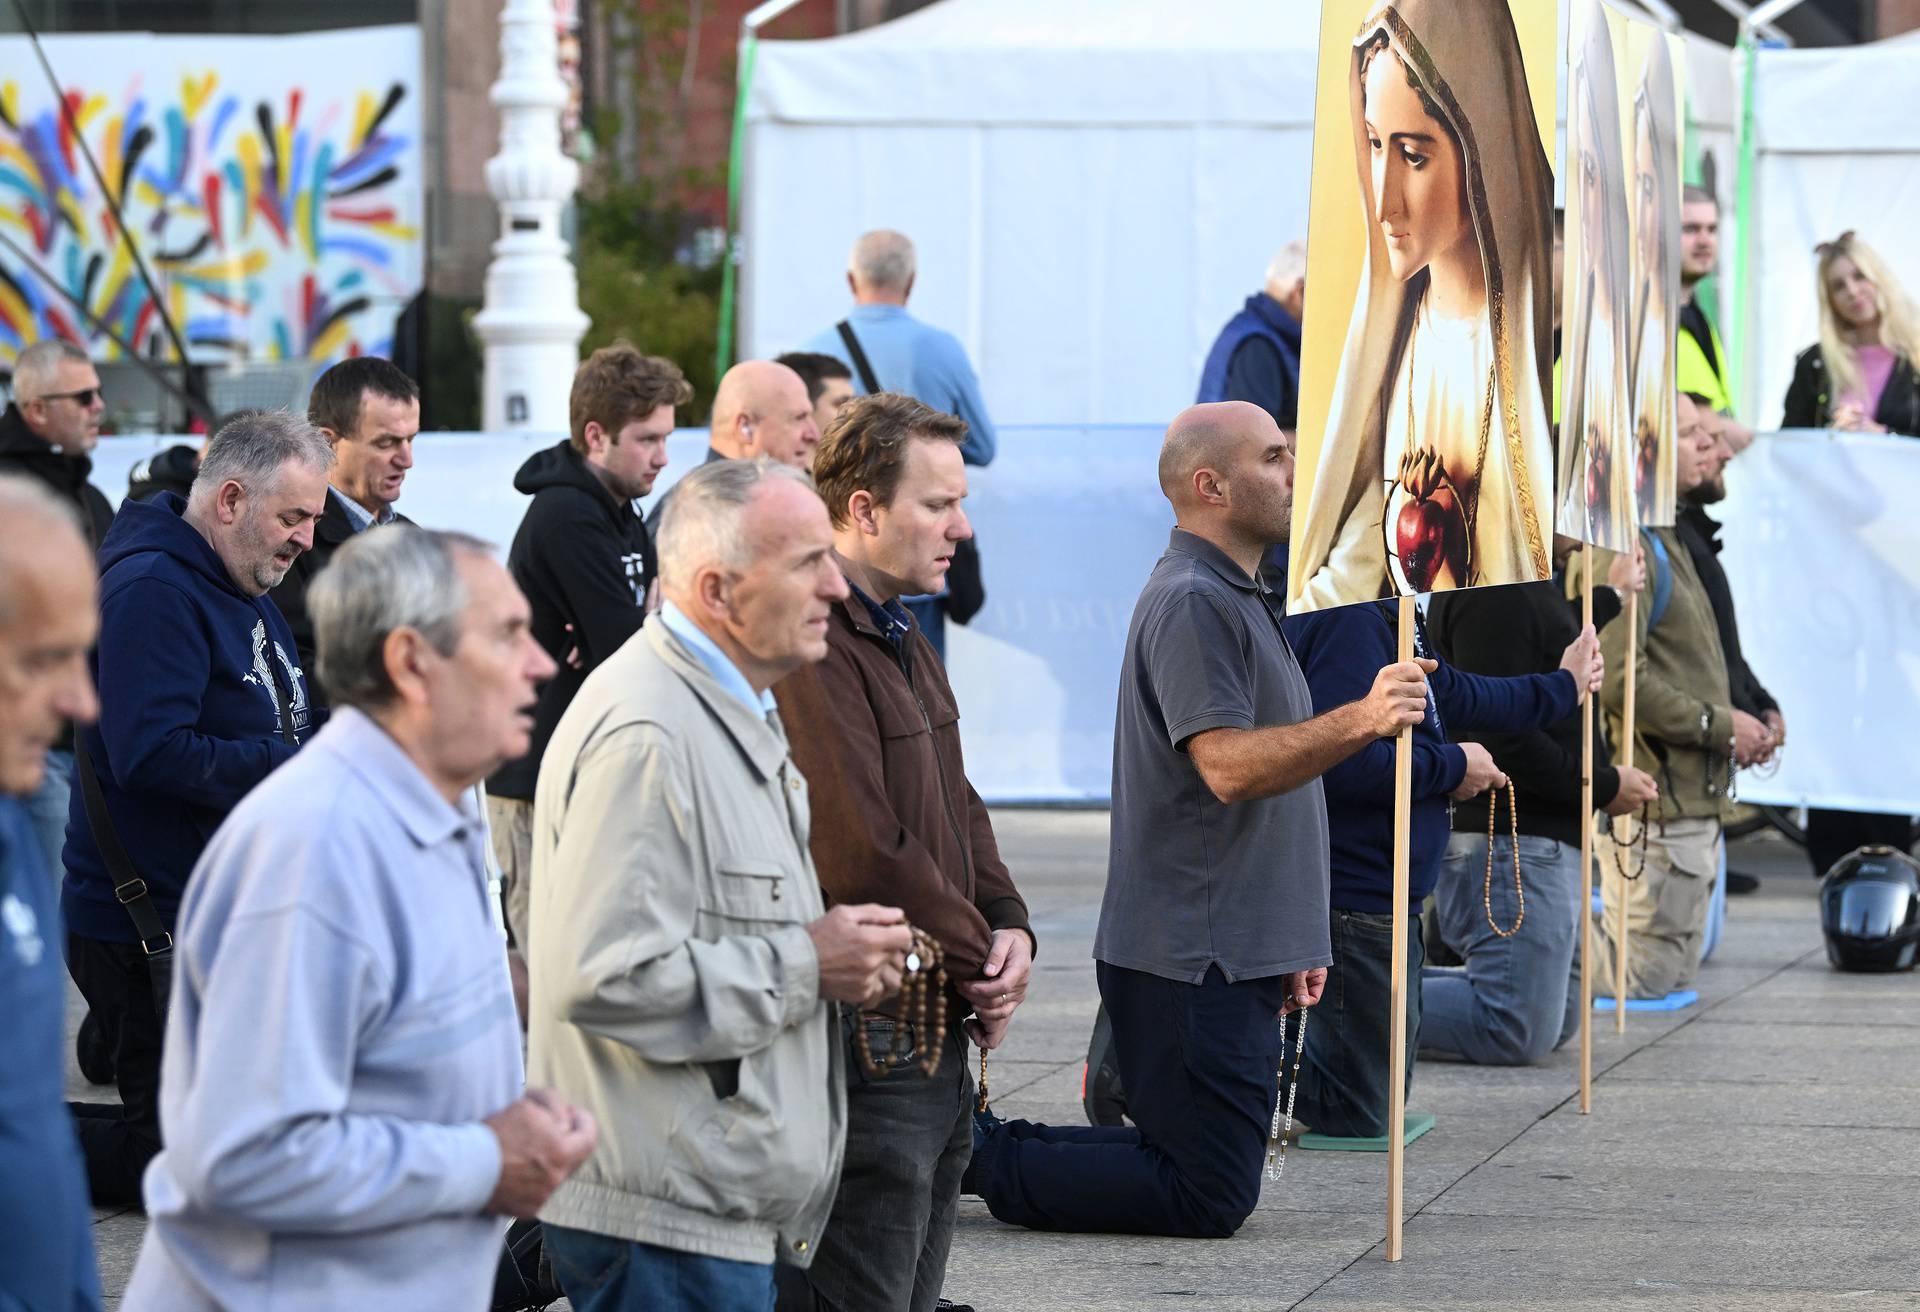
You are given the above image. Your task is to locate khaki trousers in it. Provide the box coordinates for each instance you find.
[487,794,534,948]
[1591,815,1721,1000]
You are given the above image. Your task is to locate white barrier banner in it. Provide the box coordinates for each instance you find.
[84,424,1914,809]
[1719,429,1920,815]
[87,425,1174,803]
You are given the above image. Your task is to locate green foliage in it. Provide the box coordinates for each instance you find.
[573,187,723,426]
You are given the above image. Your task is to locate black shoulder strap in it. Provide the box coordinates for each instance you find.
[74,736,172,954]
[836,320,883,395]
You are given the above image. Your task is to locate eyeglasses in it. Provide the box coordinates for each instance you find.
[34,387,102,407]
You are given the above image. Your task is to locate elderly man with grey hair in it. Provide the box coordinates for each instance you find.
[800,229,997,658]
[1197,238,1307,431]
[2,340,115,894]
[61,409,331,1206]
[124,525,597,1311]
[527,458,916,1311]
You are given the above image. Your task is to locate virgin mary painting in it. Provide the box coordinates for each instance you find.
[1555,0,1637,552]
[1628,30,1680,527]
[1291,0,1555,610]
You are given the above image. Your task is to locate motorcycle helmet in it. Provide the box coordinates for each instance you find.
[1819,845,1920,972]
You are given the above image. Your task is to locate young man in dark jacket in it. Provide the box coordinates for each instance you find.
[1423,545,1659,1066]
[269,357,421,695]
[1279,600,1600,1136]
[772,393,1032,1312]
[487,344,688,948]
[1,340,114,884]
[63,411,329,1206]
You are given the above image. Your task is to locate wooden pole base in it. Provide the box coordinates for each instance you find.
[1579,550,1595,1114]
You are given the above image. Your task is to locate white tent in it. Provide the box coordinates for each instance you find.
[739,0,1323,425]
[741,0,1746,426]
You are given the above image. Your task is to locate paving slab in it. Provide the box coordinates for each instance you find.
[64,811,1920,1310]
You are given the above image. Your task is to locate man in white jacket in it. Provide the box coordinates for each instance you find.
[125,526,597,1311]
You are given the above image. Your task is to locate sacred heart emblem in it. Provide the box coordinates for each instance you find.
[1394,446,1466,594]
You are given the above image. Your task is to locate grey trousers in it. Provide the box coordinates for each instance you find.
[776,1012,974,1312]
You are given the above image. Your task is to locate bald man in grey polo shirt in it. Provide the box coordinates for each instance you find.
[966,402,1430,1238]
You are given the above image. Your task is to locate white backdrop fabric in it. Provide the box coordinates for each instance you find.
[740,0,1321,427]
[1717,429,1920,815]
[741,0,1742,430]
[83,424,1911,809]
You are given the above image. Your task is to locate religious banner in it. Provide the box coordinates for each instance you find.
[0,26,423,370]
[1555,0,1637,551]
[1288,0,1558,612]
[1623,17,1685,528]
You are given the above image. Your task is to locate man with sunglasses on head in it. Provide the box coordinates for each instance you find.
[1,340,114,892]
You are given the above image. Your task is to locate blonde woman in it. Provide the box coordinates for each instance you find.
[1291,0,1555,608]
[1781,231,1920,436]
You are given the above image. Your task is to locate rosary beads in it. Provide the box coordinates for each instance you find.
[1483,781,1526,937]
[853,926,948,1079]
[1610,800,1650,882]
[1264,1007,1308,1183]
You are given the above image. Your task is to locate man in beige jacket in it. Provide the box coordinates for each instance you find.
[527,458,914,1310]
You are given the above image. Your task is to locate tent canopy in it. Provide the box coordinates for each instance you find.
[741,0,1323,425]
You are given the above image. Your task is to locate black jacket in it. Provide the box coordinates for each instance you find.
[488,441,654,800]
[268,489,412,710]
[0,404,115,752]
[0,404,114,550]
[1427,580,1623,847]
[1675,502,1776,720]
[1781,343,1920,436]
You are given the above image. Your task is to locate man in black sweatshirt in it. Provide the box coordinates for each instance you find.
[1423,542,1660,1066]
[487,344,690,952]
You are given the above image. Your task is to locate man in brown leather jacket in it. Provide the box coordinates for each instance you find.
[774,392,1034,1312]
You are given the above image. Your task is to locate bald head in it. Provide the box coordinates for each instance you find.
[0,475,98,795]
[711,360,821,468]
[848,229,916,304]
[1157,402,1296,564]
[1159,403,1273,506]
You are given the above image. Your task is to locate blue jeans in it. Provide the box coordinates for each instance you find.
[973,963,1286,1238]
[544,1227,774,1312]
[1293,907,1423,1139]
[1421,832,1582,1065]
[22,748,72,886]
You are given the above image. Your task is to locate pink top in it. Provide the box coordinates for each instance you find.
[1841,344,1897,421]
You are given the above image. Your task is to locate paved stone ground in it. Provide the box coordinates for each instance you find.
[70,811,1920,1309]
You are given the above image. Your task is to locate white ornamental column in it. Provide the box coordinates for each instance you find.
[472,0,589,432]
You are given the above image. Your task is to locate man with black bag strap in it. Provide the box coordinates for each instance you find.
[63,412,329,1207]
[803,229,997,656]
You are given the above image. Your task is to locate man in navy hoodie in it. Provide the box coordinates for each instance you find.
[1279,600,1601,1138]
[63,410,331,1207]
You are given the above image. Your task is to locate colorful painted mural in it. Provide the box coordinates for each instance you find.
[0,26,423,370]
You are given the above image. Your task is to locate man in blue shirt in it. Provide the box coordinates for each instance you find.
[1196,240,1306,431]
[0,475,104,1312]
[802,229,997,655]
[127,526,596,1311]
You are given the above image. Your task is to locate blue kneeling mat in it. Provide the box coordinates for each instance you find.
[1593,989,1698,1013]
[1297,1112,1437,1152]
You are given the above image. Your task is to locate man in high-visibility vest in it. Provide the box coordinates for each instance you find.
[1678,186,1755,453]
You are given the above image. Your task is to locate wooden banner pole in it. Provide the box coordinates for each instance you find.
[1579,549,1595,1114]
[1614,586,1639,1032]
[1386,592,1416,1262]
